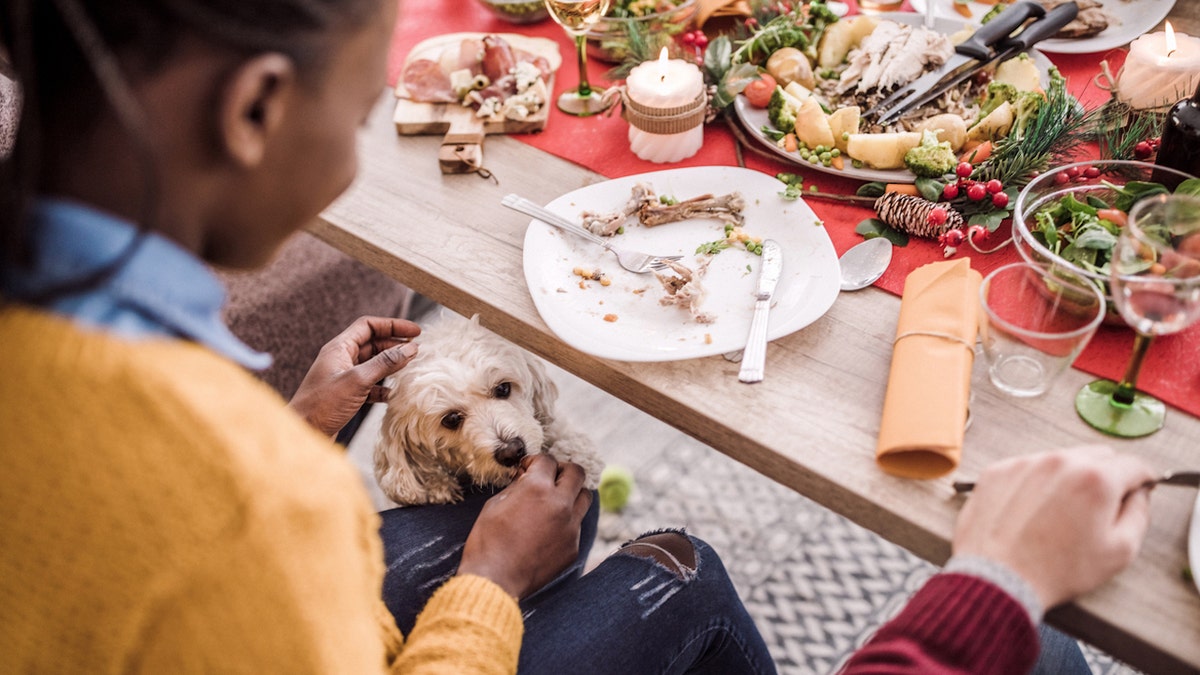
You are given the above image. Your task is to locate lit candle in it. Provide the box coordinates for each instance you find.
[1118,22,1200,111]
[623,48,706,163]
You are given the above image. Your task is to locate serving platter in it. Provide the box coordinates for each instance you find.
[733,12,1055,183]
[521,167,840,362]
[910,0,1177,53]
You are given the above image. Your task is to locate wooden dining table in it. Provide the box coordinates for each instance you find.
[313,3,1200,672]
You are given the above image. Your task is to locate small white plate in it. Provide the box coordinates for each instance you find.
[733,12,1055,183]
[909,0,1177,54]
[520,167,840,362]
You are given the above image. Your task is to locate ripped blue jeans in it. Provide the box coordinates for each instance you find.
[377,487,776,674]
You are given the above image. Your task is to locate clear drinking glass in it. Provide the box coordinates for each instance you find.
[544,0,613,116]
[1076,194,1200,437]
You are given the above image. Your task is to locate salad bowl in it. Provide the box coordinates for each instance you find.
[1013,160,1200,324]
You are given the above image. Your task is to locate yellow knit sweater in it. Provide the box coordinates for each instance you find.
[0,307,523,674]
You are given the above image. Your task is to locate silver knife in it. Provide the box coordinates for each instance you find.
[738,239,783,384]
[874,2,1079,126]
[953,470,1200,494]
[864,1,1046,123]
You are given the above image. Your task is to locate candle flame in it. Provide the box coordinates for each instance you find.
[658,47,669,64]
[1166,21,1177,57]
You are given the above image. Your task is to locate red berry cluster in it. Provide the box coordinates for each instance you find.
[1052,164,1103,185]
[681,29,708,50]
[943,162,1009,209]
[1134,137,1162,160]
[937,224,990,257]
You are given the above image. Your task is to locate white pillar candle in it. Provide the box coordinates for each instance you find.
[1119,22,1200,111]
[624,48,705,163]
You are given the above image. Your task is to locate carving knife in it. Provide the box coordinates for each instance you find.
[738,239,783,384]
[876,1,1079,126]
[863,0,1046,123]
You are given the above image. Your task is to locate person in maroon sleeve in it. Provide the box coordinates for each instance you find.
[842,445,1156,674]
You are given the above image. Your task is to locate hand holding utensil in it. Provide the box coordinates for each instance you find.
[502,194,682,274]
[738,239,783,383]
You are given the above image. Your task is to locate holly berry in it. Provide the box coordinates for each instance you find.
[695,33,708,48]
[943,182,960,200]
[967,225,988,242]
[927,206,949,227]
[956,162,974,179]
[1134,140,1153,159]
[1083,166,1101,179]
[991,191,1010,209]
[985,179,1004,194]
[745,17,758,27]
[967,183,988,201]
[681,31,696,45]
[1054,171,1071,185]
[941,228,965,247]
[1065,165,1082,178]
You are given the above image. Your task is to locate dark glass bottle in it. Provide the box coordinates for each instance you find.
[1153,81,1200,189]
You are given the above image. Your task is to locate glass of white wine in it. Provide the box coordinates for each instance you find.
[1076,193,1200,437]
[544,0,613,116]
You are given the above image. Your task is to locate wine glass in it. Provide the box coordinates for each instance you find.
[1076,194,1200,437]
[544,0,613,116]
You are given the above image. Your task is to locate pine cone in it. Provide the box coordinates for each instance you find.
[873,192,964,238]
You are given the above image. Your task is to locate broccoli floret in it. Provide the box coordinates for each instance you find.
[978,81,1018,118]
[903,129,957,178]
[980,2,1007,24]
[1010,90,1043,137]
[767,85,803,134]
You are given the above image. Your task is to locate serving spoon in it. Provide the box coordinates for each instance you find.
[839,237,893,292]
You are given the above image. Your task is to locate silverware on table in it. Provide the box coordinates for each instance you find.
[738,239,783,384]
[866,1,1078,126]
[501,194,683,275]
[952,470,1200,494]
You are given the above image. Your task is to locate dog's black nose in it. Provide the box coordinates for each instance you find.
[493,438,526,468]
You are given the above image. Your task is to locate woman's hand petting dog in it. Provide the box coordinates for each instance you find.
[458,454,593,599]
[288,316,422,437]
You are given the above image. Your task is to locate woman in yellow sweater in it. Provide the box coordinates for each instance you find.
[0,0,775,672]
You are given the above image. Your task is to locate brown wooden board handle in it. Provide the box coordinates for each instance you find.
[438,131,485,174]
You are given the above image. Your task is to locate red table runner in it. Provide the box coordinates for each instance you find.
[388,0,1200,418]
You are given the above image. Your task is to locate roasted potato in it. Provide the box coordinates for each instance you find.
[766,47,815,90]
[846,131,922,170]
[912,113,968,152]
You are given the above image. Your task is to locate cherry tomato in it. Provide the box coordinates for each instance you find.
[744,74,777,108]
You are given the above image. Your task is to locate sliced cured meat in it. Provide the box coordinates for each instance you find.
[402,59,455,102]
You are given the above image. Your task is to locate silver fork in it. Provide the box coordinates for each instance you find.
[502,194,683,275]
[952,470,1200,494]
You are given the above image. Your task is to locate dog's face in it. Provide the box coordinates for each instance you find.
[374,316,558,505]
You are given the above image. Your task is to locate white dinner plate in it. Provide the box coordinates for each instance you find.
[520,167,840,362]
[1190,490,1200,595]
[733,12,1055,183]
[909,0,1177,54]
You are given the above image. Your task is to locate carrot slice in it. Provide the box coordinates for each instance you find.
[885,183,920,196]
[784,133,798,153]
[953,1,974,17]
[1097,209,1128,227]
[831,155,844,170]
[961,140,992,164]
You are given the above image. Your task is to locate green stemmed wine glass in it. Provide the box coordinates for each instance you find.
[544,0,613,116]
[1076,194,1200,437]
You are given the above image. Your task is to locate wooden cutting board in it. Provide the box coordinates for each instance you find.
[393,32,561,174]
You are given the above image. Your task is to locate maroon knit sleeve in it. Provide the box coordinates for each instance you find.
[839,573,1039,675]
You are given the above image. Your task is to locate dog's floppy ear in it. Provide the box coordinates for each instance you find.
[522,352,560,428]
[374,407,462,505]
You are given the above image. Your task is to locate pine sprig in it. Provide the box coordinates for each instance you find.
[730,0,838,66]
[1094,99,1164,161]
[974,68,1093,189]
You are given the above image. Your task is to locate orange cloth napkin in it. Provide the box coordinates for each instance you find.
[876,259,982,479]
[696,0,752,27]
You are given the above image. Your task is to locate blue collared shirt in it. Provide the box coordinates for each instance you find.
[2,198,271,370]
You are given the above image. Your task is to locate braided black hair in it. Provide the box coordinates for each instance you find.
[0,0,380,298]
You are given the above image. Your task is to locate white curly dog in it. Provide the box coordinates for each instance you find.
[374,313,603,506]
